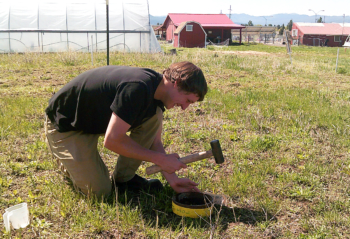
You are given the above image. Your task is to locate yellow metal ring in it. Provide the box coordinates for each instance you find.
[172,192,214,218]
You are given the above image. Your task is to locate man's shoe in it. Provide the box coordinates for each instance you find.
[114,174,163,194]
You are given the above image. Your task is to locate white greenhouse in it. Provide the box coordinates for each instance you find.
[0,0,161,53]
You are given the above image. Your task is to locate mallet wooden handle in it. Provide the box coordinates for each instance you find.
[146,150,213,175]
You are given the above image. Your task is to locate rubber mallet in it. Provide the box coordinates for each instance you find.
[145,139,224,175]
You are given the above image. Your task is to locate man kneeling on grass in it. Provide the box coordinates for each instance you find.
[44,61,207,198]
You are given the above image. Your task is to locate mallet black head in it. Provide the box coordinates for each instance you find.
[210,140,224,164]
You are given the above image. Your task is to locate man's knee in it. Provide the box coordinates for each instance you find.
[84,182,112,199]
[95,186,112,199]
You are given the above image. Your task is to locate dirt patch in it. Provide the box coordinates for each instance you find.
[214,50,271,56]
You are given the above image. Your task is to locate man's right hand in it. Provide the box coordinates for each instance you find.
[156,153,187,174]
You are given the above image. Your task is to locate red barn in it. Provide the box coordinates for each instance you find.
[156,13,245,47]
[291,22,350,47]
[173,21,206,48]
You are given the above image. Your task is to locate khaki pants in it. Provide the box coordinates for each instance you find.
[45,107,163,198]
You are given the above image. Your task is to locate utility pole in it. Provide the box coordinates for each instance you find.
[228,5,232,19]
[308,9,324,23]
[259,16,273,26]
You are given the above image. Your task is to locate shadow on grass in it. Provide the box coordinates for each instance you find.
[58,177,276,238]
[111,184,275,232]
[230,42,244,46]
[61,176,275,234]
[62,174,275,234]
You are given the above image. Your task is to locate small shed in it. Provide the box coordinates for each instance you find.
[173,21,206,48]
[156,13,245,45]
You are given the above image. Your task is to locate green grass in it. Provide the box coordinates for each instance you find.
[1,44,350,238]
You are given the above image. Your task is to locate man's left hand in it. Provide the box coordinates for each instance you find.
[170,178,201,193]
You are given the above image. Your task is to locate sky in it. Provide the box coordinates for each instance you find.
[147,0,349,17]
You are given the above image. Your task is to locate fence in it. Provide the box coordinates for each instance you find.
[232,26,280,45]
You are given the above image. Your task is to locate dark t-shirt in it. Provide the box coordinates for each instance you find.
[45,65,164,134]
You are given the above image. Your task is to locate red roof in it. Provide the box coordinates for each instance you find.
[295,23,350,35]
[167,13,244,28]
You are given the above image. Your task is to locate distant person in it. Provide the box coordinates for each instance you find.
[45,62,207,198]
[324,39,329,47]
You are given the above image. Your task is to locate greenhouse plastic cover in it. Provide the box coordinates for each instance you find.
[0,0,161,53]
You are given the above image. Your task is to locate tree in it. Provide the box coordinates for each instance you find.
[268,24,272,26]
[287,20,293,31]
[277,24,281,29]
[248,20,253,26]
[279,24,285,35]
[317,17,322,23]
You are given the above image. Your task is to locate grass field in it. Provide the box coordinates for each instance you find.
[1,44,350,238]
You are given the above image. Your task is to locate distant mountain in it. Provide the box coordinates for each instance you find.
[229,13,347,26]
[150,15,167,26]
[150,13,348,26]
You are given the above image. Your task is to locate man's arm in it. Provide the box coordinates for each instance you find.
[104,112,186,174]
[150,121,201,193]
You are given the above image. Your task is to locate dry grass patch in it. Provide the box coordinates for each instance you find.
[214,50,271,56]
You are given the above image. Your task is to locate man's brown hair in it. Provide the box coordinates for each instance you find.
[163,61,207,101]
